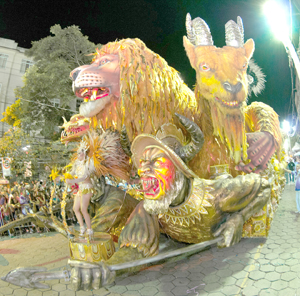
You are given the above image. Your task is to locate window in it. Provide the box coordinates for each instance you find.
[0,54,8,68]
[76,99,83,111]
[51,98,60,108]
[20,59,34,73]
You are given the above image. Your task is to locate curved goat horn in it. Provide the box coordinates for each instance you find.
[186,13,213,46]
[120,125,132,157]
[225,16,244,47]
[237,16,244,43]
[175,113,204,163]
[186,13,196,45]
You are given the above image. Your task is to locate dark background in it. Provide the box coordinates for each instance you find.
[0,0,299,121]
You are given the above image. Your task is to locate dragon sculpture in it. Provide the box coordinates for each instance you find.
[1,14,285,291]
[60,114,90,144]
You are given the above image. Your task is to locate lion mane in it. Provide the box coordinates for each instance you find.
[93,38,197,141]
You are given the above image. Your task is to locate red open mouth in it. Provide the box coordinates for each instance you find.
[215,97,241,108]
[139,177,161,197]
[76,87,110,101]
[61,124,90,143]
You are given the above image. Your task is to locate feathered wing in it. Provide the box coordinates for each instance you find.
[85,130,131,181]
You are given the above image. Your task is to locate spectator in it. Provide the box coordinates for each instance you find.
[18,189,33,215]
[286,164,300,213]
[288,158,296,184]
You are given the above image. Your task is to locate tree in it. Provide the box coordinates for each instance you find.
[3,25,101,140]
[0,127,74,181]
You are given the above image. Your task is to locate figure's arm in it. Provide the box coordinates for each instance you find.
[237,102,281,173]
[213,173,270,247]
[92,186,139,234]
[245,102,281,150]
[65,176,87,185]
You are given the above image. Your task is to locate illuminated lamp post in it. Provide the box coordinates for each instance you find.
[282,119,291,154]
[264,1,300,79]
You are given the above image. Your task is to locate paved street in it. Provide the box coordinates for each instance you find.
[0,183,300,296]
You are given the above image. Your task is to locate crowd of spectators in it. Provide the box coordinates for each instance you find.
[0,175,139,238]
[0,180,71,236]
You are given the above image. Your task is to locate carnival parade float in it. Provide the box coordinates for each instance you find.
[1,14,286,290]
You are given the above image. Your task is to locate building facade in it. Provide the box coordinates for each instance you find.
[0,38,34,137]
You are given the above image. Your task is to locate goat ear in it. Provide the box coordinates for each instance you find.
[183,36,196,68]
[244,38,255,60]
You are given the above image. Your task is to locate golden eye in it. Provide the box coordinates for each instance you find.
[242,62,247,69]
[201,63,210,72]
[154,160,162,166]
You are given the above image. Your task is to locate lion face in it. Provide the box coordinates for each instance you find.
[70,54,120,118]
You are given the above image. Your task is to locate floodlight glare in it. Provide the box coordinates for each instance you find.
[264,1,300,78]
[282,120,290,133]
[264,1,289,42]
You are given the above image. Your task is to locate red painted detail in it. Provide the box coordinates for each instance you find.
[0,249,20,254]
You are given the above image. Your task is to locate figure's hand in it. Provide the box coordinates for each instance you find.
[236,132,275,174]
[71,183,79,194]
[65,179,74,185]
[213,213,244,248]
[68,259,115,291]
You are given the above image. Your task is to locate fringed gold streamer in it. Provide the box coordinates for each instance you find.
[61,188,71,235]
[49,181,61,231]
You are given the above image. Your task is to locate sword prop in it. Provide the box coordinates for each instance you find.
[1,237,222,289]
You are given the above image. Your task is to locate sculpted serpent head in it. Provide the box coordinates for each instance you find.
[60,114,90,144]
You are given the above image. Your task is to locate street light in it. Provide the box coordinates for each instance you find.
[282,119,291,154]
[264,1,300,78]
[282,119,290,133]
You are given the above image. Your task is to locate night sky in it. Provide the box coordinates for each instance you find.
[0,0,298,121]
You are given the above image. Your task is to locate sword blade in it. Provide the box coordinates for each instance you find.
[109,237,222,271]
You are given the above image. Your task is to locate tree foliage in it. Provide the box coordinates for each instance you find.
[0,127,74,181]
[5,24,100,140]
[1,99,23,127]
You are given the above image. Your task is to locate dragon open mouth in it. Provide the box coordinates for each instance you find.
[215,97,241,108]
[76,87,110,102]
[61,124,90,143]
[139,177,161,198]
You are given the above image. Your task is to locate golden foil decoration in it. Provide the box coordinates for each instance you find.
[69,232,115,263]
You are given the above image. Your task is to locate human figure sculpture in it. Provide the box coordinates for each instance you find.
[64,130,131,240]
[65,139,95,238]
